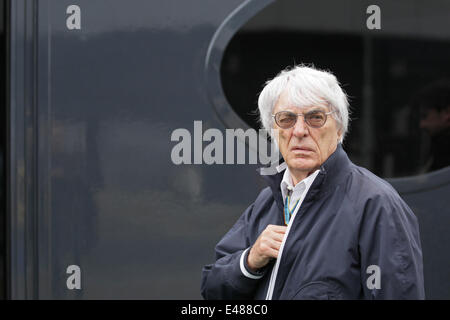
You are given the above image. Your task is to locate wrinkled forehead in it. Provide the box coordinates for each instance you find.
[274,88,330,112]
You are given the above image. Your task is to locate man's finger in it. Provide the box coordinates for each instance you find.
[269,231,285,242]
[267,238,282,251]
[268,225,287,234]
[266,247,281,259]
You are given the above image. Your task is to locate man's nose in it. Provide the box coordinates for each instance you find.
[292,115,309,137]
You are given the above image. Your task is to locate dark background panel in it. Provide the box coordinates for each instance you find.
[45,0,255,299]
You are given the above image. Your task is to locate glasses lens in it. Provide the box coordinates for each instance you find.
[305,110,326,127]
[276,112,297,129]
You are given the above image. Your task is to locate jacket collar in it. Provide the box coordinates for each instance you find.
[258,143,352,211]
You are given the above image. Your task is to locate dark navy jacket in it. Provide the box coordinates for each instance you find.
[201,144,425,299]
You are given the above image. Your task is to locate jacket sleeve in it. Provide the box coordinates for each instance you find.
[201,203,266,300]
[358,194,425,299]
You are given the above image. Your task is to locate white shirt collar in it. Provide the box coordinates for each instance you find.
[280,166,320,203]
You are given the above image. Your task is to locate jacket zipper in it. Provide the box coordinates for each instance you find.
[265,169,321,299]
[265,201,301,300]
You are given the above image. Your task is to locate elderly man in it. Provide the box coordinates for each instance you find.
[201,65,425,299]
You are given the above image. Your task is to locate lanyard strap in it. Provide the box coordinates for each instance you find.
[284,195,300,225]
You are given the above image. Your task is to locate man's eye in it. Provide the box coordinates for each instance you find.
[308,112,324,119]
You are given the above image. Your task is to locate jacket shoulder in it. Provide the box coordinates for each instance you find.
[346,164,403,204]
[254,186,273,202]
[252,186,275,214]
[343,164,418,228]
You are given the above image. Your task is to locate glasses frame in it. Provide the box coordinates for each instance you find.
[272,109,336,129]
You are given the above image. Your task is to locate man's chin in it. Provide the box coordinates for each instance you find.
[287,159,318,173]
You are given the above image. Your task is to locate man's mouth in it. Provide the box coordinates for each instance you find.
[291,146,314,152]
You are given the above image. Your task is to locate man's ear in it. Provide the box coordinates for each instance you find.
[337,130,343,143]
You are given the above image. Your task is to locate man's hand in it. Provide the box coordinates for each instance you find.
[247,224,287,271]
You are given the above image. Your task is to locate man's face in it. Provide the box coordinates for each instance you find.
[273,90,340,178]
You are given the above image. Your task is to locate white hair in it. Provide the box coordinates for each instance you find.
[258,65,350,143]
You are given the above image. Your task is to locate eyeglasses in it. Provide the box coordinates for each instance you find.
[272,109,335,129]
